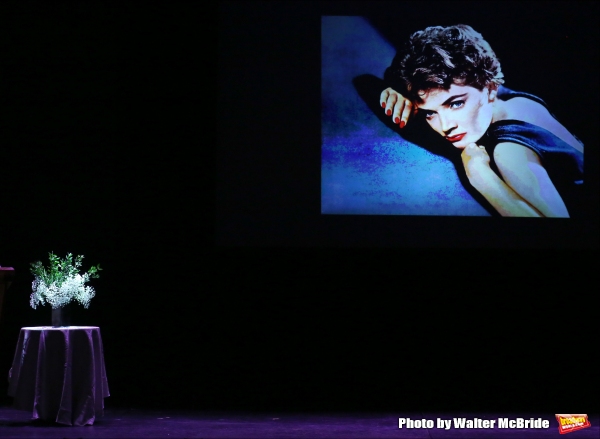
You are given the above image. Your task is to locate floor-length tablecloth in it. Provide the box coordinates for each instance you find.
[7,326,110,426]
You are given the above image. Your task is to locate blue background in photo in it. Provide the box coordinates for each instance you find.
[321,16,490,216]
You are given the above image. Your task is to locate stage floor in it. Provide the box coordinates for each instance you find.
[0,406,598,438]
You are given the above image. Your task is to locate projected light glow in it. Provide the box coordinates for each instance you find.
[321,17,584,218]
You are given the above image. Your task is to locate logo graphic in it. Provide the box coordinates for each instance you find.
[555,414,591,434]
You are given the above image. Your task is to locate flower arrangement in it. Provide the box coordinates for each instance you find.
[30,252,102,309]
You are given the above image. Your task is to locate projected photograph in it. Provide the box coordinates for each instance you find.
[321,17,584,217]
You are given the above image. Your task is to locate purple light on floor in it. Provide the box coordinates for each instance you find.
[1,407,598,438]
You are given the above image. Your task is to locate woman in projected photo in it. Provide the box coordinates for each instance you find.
[380,24,583,217]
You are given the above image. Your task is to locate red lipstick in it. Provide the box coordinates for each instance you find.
[446,133,466,142]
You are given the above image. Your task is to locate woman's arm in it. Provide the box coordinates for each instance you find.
[493,142,570,217]
[468,169,544,217]
[462,143,544,217]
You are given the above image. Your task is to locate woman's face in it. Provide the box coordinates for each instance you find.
[415,83,497,149]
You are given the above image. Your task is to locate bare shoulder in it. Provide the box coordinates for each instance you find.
[501,98,583,152]
[492,141,570,217]
[502,97,550,123]
[494,142,541,167]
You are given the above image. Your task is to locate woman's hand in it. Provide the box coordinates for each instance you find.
[461,142,491,184]
[380,87,414,129]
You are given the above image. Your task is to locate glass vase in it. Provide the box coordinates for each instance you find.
[51,303,72,327]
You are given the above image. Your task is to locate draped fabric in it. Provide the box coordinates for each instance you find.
[7,326,110,426]
[481,86,584,184]
[479,86,585,217]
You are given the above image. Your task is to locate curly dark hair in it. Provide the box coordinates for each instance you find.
[384,24,505,103]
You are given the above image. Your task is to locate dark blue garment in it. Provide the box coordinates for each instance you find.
[479,86,584,216]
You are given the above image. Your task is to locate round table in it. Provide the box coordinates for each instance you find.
[7,326,110,426]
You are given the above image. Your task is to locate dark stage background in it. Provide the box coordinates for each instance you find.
[0,0,598,417]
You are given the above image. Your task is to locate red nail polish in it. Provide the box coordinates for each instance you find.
[386,110,391,116]
[381,102,386,108]
[400,121,405,129]
[394,117,399,124]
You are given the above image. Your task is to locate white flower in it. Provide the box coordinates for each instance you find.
[30,273,96,309]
